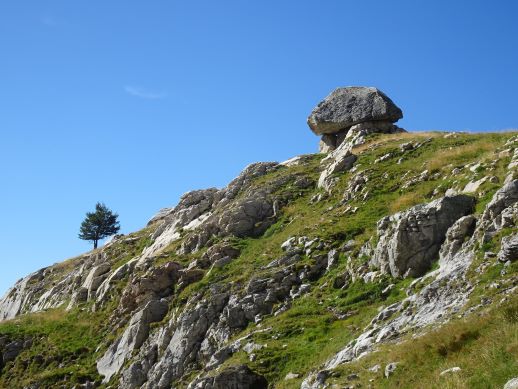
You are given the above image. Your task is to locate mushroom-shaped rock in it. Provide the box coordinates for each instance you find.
[308,87,403,135]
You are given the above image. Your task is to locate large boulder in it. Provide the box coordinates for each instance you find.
[372,195,475,278]
[307,87,403,136]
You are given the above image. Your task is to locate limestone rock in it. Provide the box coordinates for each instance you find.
[97,299,168,382]
[318,143,357,190]
[147,188,219,226]
[308,87,403,135]
[439,366,461,376]
[187,364,268,389]
[384,362,398,378]
[373,195,475,278]
[439,215,477,265]
[82,263,111,300]
[498,234,518,262]
[144,289,229,387]
[119,261,182,314]
[504,378,518,389]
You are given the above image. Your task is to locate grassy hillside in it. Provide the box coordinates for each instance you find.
[1,131,517,389]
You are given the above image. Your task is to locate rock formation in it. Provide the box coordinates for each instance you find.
[372,194,475,278]
[307,86,405,152]
[0,91,517,389]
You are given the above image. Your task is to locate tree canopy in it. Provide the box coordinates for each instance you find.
[78,202,120,249]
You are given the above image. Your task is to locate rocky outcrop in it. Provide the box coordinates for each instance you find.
[372,194,475,278]
[317,142,357,190]
[481,179,518,239]
[142,288,229,388]
[97,299,168,383]
[147,188,219,227]
[307,87,404,152]
[0,336,32,369]
[439,215,477,268]
[0,253,98,320]
[187,365,268,389]
[499,234,518,262]
[179,164,313,254]
[302,177,518,389]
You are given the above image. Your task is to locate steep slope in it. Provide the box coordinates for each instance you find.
[0,131,517,389]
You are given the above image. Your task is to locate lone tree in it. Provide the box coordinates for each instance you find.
[79,202,120,249]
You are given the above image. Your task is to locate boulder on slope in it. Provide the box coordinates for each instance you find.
[372,194,475,278]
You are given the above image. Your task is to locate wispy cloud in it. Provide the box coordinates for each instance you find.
[124,85,167,100]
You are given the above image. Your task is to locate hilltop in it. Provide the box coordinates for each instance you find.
[0,88,517,389]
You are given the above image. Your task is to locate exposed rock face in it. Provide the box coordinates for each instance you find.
[147,188,219,226]
[302,180,516,389]
[143,289,230,388]
[307,87,404,152]
[118,261,182,315]
[504,378,518,389]
[97,299,168,382]
[481,179,518,239]
[187,364,268,389]
[372,194,475,278]
[499,234,518,262]
[317,142,358,190]
[0,336,32,369]
[439,215,477,265]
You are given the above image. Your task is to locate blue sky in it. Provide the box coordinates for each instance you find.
[1,1,518,295]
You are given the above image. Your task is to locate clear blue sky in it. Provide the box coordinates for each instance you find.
[1,1,518,295]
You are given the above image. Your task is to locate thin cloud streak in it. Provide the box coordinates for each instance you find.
[124,86,167,100]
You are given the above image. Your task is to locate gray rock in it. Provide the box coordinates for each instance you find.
[119,261,182,315]
[97,299,168,382]
[318,143,358,190]
[319,134,337,153]
[373,195,475,278]
[439,215,477,264]
[504,378,518,389]
[308,87,403,135]
[384,362,398,378]
[327,249,339,270]
[285,372,300,380]
[82,263,111,300]
[498,234,518,262]
[187,364,268,389]
[439,366,461,376]
[121,361,147,389]
[483,179,518,226]
[147,188,219,226]
[1,338,27,364]
[145,290,229,387]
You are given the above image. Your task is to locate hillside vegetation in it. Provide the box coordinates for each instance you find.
[0,130,517,389]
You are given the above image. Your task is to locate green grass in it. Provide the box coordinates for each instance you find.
[0,308,107,388]
[326,294,518,389]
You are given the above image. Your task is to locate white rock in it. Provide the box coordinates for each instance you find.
[384,362,398,378]
[285,372,300,380]
[439,366,461,376]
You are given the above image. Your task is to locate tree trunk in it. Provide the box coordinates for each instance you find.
[94,240,98,250]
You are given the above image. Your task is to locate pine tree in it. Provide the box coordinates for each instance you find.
[78,202,120,249]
